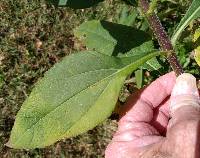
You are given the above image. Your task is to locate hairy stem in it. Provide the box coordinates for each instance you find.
[139,0,183,76]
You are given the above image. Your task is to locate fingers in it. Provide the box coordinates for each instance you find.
[169,73,200,127]
[167,73,200,158]
[105,136,163,158]
[105,72,176,158]
[151,99,170,135]
[117,72,176,139]
[120,72,176,122]
[140,72,176,108]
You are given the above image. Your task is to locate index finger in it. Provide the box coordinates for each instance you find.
[105,72,176,158]
[120,72,176,120]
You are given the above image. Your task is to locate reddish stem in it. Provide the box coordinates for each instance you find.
[139,0,183,76]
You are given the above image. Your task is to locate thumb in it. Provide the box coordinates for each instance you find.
[169,73,200,127]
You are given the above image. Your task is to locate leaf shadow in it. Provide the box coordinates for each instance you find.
[100,21,152,56]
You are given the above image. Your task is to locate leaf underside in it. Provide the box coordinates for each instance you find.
[9,50,161,149]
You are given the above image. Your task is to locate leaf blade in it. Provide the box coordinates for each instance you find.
[171,0,200,45]
[9,50,161,149]
[74,20,161,70]
[135,68,143,89]
[74,20,154,57]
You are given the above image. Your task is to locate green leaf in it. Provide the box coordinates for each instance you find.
[193,28,200,67]
[0,72,4,89]
[49,0,103,9]
[193,28,200,42]
[194,50,200,67]
[171,0,200,46]
[75,20,161,70]
[118,6,138,26]
[9,50,161,149]
[135,68,143,89]
[143,57,161,71]
[74,20,154,57]
[58,0,68,5]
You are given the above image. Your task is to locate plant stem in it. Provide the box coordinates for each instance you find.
[139,0,184,76]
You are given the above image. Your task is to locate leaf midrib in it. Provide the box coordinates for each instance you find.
[59,75,117,141]
[13,52,159,146]
[13,69,118,145]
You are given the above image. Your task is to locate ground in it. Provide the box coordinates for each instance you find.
[0,0,199,157]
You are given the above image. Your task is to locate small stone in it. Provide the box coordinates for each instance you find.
[35,39,43,49]
[0,54,5,65]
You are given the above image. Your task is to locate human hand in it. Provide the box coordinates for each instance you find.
[105,72,200,158]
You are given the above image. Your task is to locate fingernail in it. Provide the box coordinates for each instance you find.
[171,73,199,97]
[170,73,200,113]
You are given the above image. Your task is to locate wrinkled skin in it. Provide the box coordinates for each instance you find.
[106,72,200,158]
